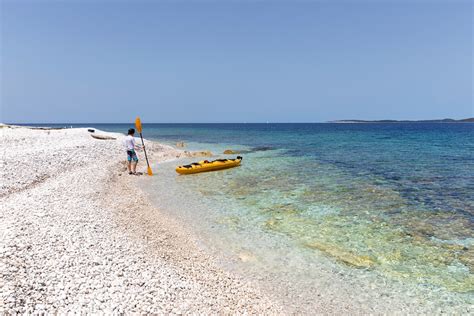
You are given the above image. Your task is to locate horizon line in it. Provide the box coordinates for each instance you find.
[5,117,474,125]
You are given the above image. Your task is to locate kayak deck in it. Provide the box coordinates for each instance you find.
[176,156,242,175]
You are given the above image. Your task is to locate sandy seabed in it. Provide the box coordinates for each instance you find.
[0,125,281,314]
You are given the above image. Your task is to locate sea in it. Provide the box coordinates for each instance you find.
[35,123,474,312]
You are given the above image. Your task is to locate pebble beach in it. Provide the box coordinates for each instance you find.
[0,125,281,314]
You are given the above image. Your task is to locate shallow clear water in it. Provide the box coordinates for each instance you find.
[61,123,474,311]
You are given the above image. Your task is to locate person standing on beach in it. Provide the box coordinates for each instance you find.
[125,128,140,175]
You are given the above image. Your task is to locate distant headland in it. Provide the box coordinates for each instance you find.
[329,118,474,123]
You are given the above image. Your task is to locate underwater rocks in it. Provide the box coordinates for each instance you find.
[398,211,473,241]
[223,149,240,154]
[251,146,274,152]
[459,248,474,272]
[305,242,375,269]
[183,150,213,158]
[223,147,275,155]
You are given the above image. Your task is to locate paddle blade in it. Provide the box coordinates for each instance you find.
[135,117,142,133]
[147,166,153,176]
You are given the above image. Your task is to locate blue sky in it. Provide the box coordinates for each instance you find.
[1,0,472,123]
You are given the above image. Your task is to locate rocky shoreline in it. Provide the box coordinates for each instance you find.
[0,125,281,313]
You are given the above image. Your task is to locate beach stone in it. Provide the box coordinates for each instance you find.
[91,134,116,140]
[237,251,257,263]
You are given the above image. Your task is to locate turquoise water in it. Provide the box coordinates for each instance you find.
[69,123,474,311]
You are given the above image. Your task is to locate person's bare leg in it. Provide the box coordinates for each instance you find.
[127,161,132,174]
[132,162,137,174]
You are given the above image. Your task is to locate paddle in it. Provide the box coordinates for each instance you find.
[135,117,153,176]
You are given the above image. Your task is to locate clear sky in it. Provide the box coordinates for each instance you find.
[1,0,472,123]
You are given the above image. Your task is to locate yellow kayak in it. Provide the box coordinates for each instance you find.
[176,156,242,175]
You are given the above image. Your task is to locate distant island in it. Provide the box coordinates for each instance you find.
[329,118,474,123]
